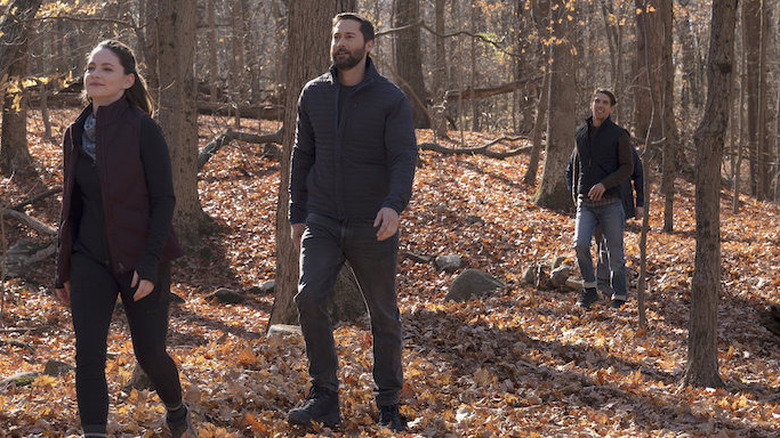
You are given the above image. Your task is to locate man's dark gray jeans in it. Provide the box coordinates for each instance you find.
[295,213,404,406]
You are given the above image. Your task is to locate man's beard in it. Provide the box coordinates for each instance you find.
[332,46,365,70]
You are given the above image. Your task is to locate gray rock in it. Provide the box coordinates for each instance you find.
[435,254,463,272]
[267,324,302,338]
[248,280,275,295]
[551,256,567,269]
[465,215,484,225]
[208,288,245,304]
[43,360,74,377]
[550,265,571,288]
[522,264,538,285]
[445,269,504,302]
[123,363,153,392]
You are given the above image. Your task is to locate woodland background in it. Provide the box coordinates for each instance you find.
[0,0,778,437]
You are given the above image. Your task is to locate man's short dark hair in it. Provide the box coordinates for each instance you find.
[593,88,617,106]
[333,13,375,42]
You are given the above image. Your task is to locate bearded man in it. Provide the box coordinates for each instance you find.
[286,13,417,433]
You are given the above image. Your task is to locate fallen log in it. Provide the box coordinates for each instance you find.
[197,102,283,120]
[198,129,283,170]
[419,135,532,159]
[10,188,61,211]
[1,208,57,236]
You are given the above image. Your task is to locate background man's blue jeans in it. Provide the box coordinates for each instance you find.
[295,213,403,406]
[573,199,628,299]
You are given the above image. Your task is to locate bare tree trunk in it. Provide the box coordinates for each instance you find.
[523,71,548,186]
[156,0,204,247]
[0,0,42,79]
[207,0,219,104]
[755,0,769,201]
[742,0,761,198]
[635,0,678,233]
[394,0,430,129]
[141,0,160,108]
[533,0,575,212]
[270,0,339,327]
[432,0,449,139]
[0,0,41,177]
[470,0,479,132]
[230,0,246,128]
[684,0,737,389]
[1,40,32,176]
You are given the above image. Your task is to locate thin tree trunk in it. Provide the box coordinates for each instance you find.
[207,0,219,104]
[684,0,737,389]
[231,0,246,128]
[742,0,761,197]
[433,0,449,139]
[523,71,548,186]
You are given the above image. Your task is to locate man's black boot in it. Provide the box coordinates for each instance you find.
[288,386,341,428]
[378,403,406,432]
[577,287,599,309]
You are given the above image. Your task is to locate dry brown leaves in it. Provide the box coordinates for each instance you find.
[0,110,777,437]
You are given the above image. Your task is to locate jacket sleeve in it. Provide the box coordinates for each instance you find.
[382,93,417,214]
[289,88,315,224]
[136,116,176,284]
[600,130,633,189]
[632,148,645,208]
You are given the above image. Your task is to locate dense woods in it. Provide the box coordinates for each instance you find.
[1,0,778,436]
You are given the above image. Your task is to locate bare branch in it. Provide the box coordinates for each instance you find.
[419,136,533,159]
[198,129,283,170]
[376,20,521,58]
[0,208,57,236]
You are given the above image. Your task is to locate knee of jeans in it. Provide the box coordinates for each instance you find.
[135,347,169,372]
[294,288,327,315]
[573,242,590,257]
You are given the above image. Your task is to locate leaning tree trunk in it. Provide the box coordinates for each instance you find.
[684,0,737,389]
[269,0,345,327]
[156,0,205,247]
[533,0,576,212]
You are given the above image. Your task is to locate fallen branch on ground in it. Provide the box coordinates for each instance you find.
[419,135,532,159]
[198,129,283,170]
[1,208,57,236]
[11,188,61,211]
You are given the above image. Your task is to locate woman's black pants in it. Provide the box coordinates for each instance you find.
[69,251,182,434]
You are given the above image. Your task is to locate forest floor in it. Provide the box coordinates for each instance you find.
[0,109,778,437]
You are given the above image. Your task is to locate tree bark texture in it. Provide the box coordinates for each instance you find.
[685,0,737,389]
[393,0,430,129]
[741,0,762,199]
[635,0,678,233]
[0,0,42,82]
[1,40,32,176]
[432,0,449,139]
[156,0,204,246]
[0,0,41,176]
[533,0,576,212]
[270,0,339,327]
